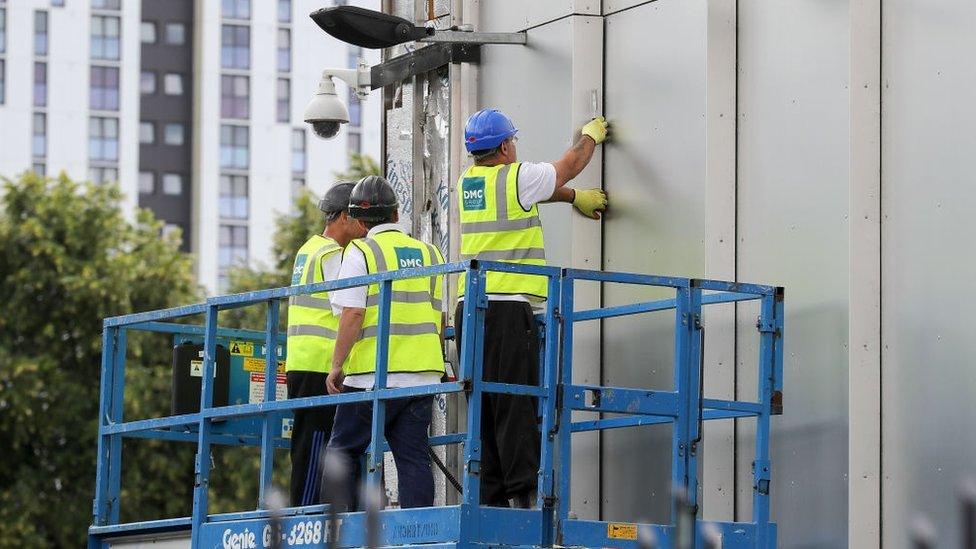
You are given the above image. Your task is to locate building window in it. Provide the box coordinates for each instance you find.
[0,9,6,55]
[291,177,304,197]
[164,73,184,95]
[277,0,291,23]
[139,171,155,194]
[221,25,249,69]
[92,0,121,9]
[91,15,120,61]
[277,29,290,72]
[218,224,248,288]
[33,113,46,158]
[276,78,289,123]
[140,21,156,43]
[220,125,248,169]
[140,70,156,94]
[162,173,183,195]
[90,65,119,110]
[164,123,185,146]
[291,129,305,173]
[34,62,47,107]
[89,117,119,161]
[348,131,361,154]
[219,175,248,219]
[222,0,250,20]
[89,166,118,184]
[139,121,155,144]
[0,60,5,104]
[52,0,66,6]
[33,163,46,176]
[221,75,249,119]
[165,23,185,45]
[35,11,48,56]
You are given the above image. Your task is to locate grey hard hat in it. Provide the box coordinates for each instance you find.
[318,182,356,214]
[348,176,398,222]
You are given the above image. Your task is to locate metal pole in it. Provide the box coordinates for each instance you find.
[367,280,394,493]
[191,304,219,546]
[671,287,693,523]
[537,274,562,546]
[458,264,487,544]
[259,299,281,507]
[556,274,576,540]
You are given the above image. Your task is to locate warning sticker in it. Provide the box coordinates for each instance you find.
[607,523,638,540]
[229,341,254,357]
[248,372,288,404]
[281,418,294,439]
[243,357,286,373]
[189,360,217,378]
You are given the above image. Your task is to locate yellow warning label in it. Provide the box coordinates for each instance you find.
[243,357,286,373]
[607,523,638,541]
[229,341,254,357]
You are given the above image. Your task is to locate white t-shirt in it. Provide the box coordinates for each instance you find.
[465,161,557,303]
[330,224,443,389]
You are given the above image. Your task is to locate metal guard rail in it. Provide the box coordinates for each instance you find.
[89,260,784,548]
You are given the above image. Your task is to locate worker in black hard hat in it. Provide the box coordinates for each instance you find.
[284,181,366,507]
[325,175,447,510]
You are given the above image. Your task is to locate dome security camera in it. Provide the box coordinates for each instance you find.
[304,68,369,140]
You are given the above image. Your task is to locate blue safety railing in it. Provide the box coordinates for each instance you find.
[88,261,784,548]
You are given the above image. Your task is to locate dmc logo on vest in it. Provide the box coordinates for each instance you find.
[395,246,425,269]
[291,254,308,285]
[462,176,486,210]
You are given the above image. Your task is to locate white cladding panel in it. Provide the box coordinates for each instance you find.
[881,0,976,546]
[600,0,707,523]
[736,1,850,546]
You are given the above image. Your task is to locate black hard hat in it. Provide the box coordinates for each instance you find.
[318,182,356,214]
[348,176,398,222]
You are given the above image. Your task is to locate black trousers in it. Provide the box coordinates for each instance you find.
[286,371,337,507]
[455,300,541,506]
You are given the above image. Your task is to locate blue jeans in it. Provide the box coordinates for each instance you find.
[325,387,434,510]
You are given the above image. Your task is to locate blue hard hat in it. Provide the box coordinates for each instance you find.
[464,108,518,153]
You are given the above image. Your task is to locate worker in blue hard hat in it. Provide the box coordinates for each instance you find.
[454,108,609,508]
[285,181,366,507]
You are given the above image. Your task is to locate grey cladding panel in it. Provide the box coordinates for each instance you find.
[882,1,976,546]
[479,17,576,268]
[736,0,850,546]
[479,0,599,33]
[601,0,707,524]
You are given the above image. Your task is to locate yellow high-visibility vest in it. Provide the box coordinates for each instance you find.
[285,235,342,373]
[343,230,446,376]
[457,162,547,300]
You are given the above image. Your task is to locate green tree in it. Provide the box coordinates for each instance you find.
[332,152,381,184]
[0,172,199,546]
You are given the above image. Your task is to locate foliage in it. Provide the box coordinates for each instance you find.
[0,172,199,546]
[332,152,381,184]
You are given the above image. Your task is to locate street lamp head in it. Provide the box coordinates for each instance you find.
[309,6,431,49]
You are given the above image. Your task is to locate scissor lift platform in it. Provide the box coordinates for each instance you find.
[88,262,783,548]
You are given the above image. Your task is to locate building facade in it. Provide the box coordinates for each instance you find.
[0,0,381,293]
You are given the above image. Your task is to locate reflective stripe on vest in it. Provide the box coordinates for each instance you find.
[343,230,445,376]
[457,162,548,300]
[285,235,342,373]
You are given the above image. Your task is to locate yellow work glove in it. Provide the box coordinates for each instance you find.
[581,116,609,144]
[573,188,608,219]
